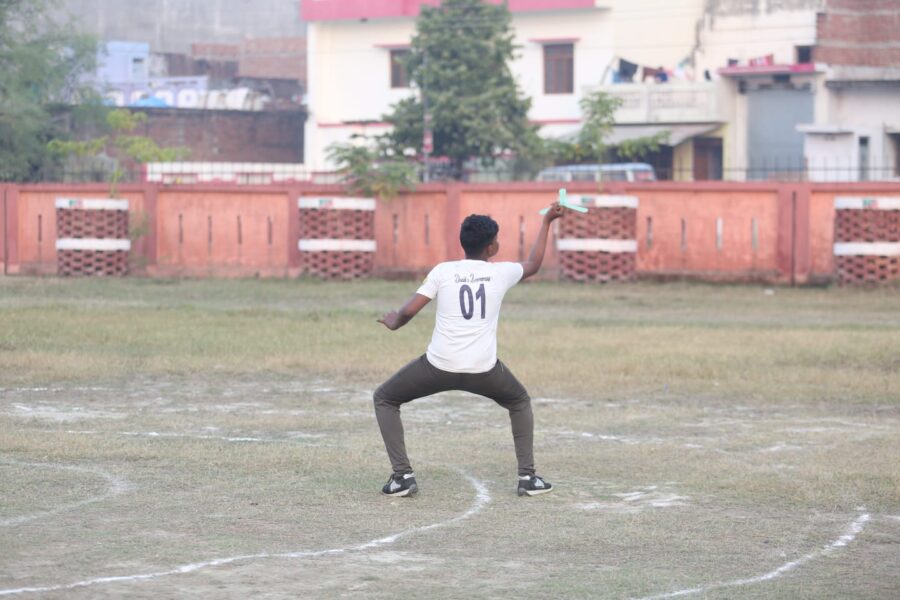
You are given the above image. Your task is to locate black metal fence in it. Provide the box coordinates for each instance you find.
[19,162,900,186]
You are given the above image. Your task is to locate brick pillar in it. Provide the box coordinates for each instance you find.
[55,198,130,276]
[298,196,376,280]
[557,195,638,283]
[1,186,8,276]
[833,196,900,285]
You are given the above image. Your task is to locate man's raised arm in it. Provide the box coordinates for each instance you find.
[520,202,564,280]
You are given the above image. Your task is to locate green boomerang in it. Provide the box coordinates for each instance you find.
[539,188,589,215]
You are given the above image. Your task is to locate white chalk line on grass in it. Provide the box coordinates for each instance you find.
[0,460,130,528]
[20,428,329,445]
[633,511,871,600]
[0,468,491,596]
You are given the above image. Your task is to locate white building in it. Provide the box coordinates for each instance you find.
[303,0,724,176]
[798,66,900,182]
[706,0,900,182]
[302,0,900,181]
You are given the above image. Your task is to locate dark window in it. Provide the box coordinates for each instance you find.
[390,49,410,88]
[796,46,814,64]
[544,43,573,94]
[773,74,791,85]
[891,134,900,176]
[859,136,870,181]
[601,170,628,182]
[571,170,596,182]
[131,57,145,80]
[648,146,674,180]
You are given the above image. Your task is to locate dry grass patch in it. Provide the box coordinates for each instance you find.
[1,278,898,598]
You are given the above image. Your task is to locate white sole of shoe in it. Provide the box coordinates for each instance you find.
[518,486,552,497]
[384,484,417,497]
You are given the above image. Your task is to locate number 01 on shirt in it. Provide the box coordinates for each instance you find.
[416,260,525,374]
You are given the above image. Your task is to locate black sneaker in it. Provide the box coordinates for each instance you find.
[382,472,418,497]
[517,474,553,497]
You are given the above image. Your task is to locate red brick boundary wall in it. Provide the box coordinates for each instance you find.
[5,181,900,284]
[833,196,900,284]
[55,198,130,276]
[298,197,375,279]
[557,195,638,282]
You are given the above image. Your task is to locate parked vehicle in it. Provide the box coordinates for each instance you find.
[536,163,657,183]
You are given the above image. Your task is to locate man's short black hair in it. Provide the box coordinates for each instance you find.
[459,214,499,257]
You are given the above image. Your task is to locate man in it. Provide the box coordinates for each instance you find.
[375,201,564,497]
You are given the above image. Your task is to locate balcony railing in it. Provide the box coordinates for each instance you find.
[590,82,722,124]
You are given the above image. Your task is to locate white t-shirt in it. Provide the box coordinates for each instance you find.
[416,260,524,373]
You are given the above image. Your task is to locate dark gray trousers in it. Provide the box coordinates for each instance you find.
[374,354,535,476]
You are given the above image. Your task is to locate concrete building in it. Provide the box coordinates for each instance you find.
[303,0,900,181]
[93,41,284,111]
[699,1,822,180]
[703,0,900,182]
[799,0,900,181]
[65,1,308,99]
[800,67,900,182]
[303,0,732,175]
[63,0,306,55]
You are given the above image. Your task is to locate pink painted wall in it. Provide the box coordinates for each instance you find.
[0,186,11,274]
[15,189,147,275]
[374,183,783,280]
[455,189,563,266]
[375,191,449,275]
[810,191,838,278]
[155,190,291,277]
[5,181,900,283]
[635,188,780,279]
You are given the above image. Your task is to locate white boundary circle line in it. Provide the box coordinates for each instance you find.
[0,468,490,596]
[19,429,331,445]
[632,511,871,600]
[0,460,130,528]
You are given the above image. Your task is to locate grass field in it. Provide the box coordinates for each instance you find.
[1,277,898,599]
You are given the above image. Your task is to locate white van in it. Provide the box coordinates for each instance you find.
[536,163,657,183]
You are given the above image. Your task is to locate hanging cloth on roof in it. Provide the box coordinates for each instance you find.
[642,66,667,82]
[748,54,775,67]
[618,58,638,82]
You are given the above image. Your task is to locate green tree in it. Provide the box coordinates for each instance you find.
[327,138,417,200]
[545,90,622,165]
[382,0,542,180]
[0,0,98,181]
[48,108,189,195]
[546,90,670,166]
[617,130,670,162]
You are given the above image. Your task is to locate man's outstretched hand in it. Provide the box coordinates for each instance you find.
[377,311,402,330]
[377,294,432,332]
[544,201,564,222]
